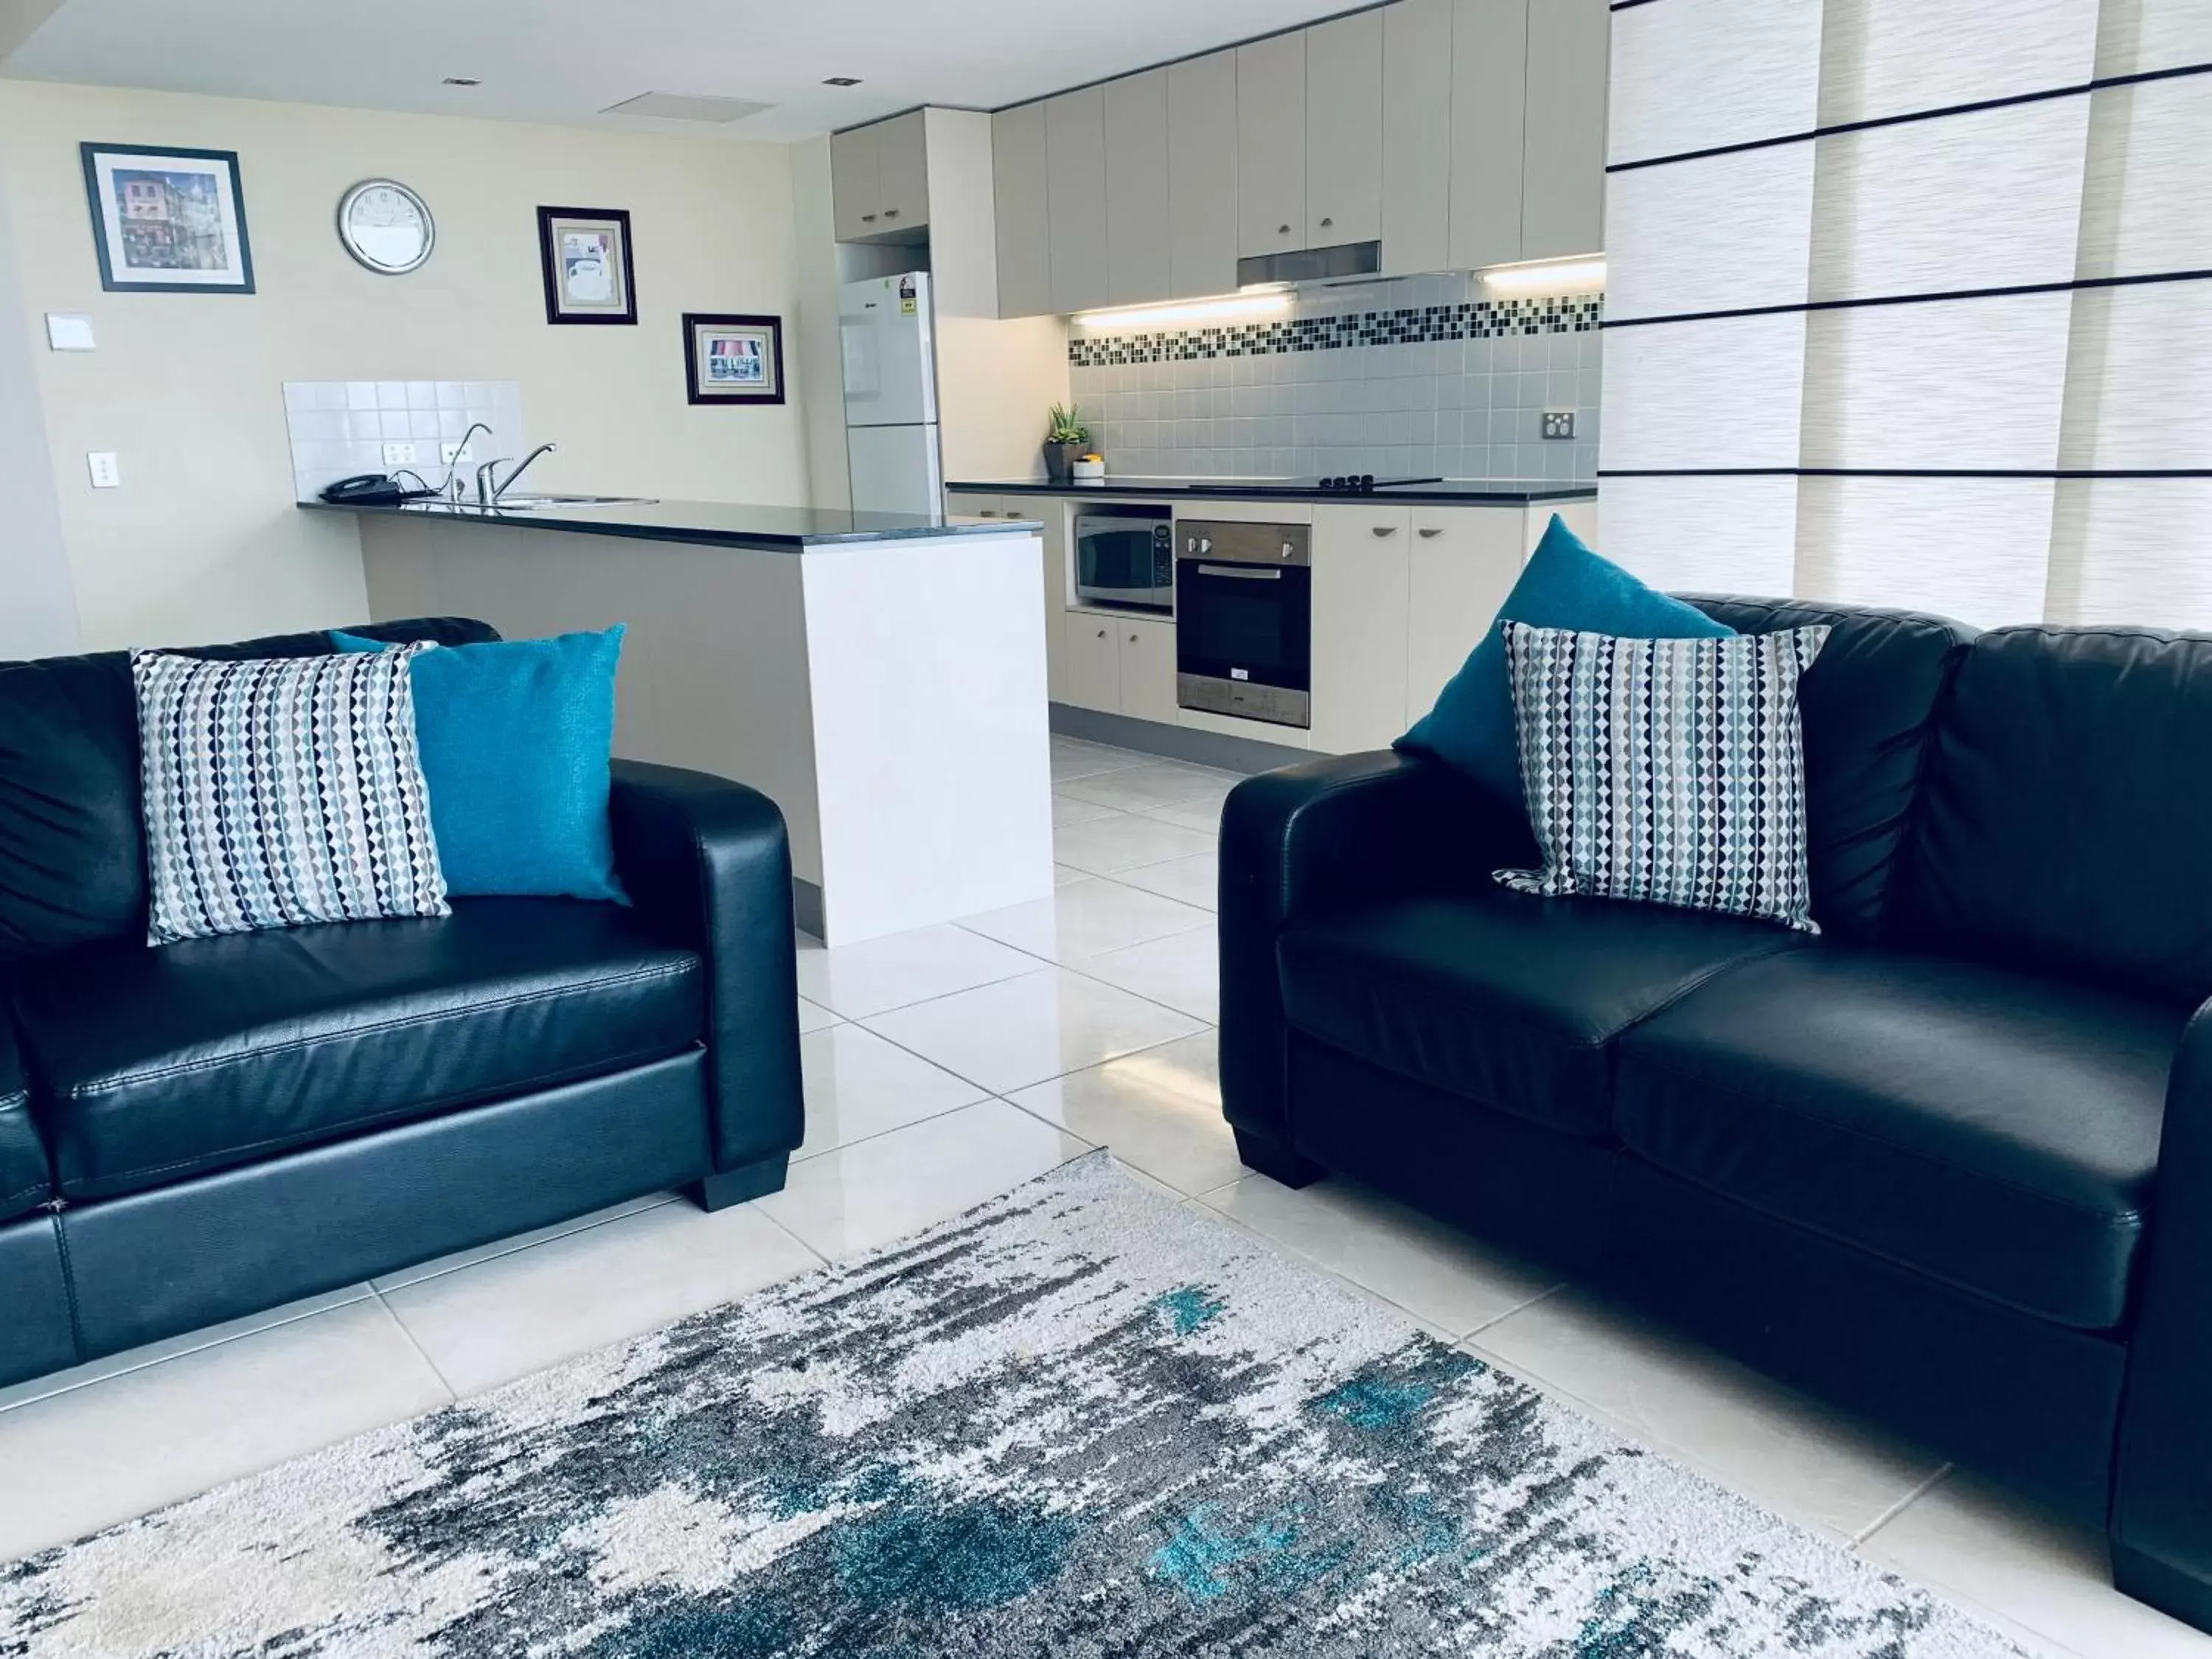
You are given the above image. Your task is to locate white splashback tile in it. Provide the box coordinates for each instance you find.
[280,379,522,502]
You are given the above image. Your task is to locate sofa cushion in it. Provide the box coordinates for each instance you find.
[0,1009,52,1222]
[0,619,497,962]
[13,897,703,1202]
[1615,950,2180,1330]
[1682,596,1974,942]
[1278,888,1806,1137]
[1896,625,2212,1006]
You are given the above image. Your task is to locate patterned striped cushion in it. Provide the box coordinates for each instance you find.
[1497,621,1832,933]
[133,646,449,945]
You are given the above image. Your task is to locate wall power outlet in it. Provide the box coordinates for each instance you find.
[380,440,419,467]
[1541,410,1576,440]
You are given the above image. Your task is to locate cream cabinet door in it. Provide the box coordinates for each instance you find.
[1116,616,1180,725]
[1522,0,1609,260]
[1405,506,1524,721]
[874,110,931,234]
[1046,87,1111,315]
[1448,0,1528,271]
[1305,9,1384,247]
[1382,0,1455,276]
[1168,49,1240,298]
[1310,504,1413,755]
[1105,69,1172,305]
[1237,30,1307,259]
[1062,612,1122,712]
[830,124,880,241]
[993,104,1053,318]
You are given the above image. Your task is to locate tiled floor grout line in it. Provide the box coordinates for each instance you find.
[1455,1282,1568,1343]
[366,1285,461,1402]
[752,1203,833,1270]
[370,1194,687,1296]
[790,1091,999,1167]
[1848,1461,1956,1547]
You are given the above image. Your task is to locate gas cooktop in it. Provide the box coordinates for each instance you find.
[1183,474,1444,495]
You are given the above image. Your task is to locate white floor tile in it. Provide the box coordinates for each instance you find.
[1469,1290,1947,1543]
[1009,1030,1244,1197]
[0,1283,375,1415]
[796,922,1041,1019]
[1072,925,1220,1020]
[758,1099,1090,1259]
[1054,813,1217,876]
[956,875,1211,964]
[372,1192,682,1292]
[1056,760,1244,813]
[1113,851,1220,911]
[0,1298,449,1560]
[1049,743,1140,783]
[796,996,841,1034]
[861,965,1208,1094]
[1140,799,1228,836]
[1203,1174,1560,1340]
[796,1022,990,1160]
[1054,863,1087,886]
[1052,794,1127,828]
[380,1199,819,1398]
[1862,1472,2212,1659]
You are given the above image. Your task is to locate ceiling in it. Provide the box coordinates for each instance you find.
[2,0,1357,142]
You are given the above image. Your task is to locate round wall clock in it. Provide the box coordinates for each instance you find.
[337,179,435,274]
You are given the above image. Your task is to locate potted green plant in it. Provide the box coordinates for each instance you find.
[1043,403,1090,483]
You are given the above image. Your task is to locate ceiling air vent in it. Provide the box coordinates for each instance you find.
[601,92,773,123]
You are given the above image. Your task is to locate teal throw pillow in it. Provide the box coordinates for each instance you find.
[1396,515,1734,804]
[332,625,627,902]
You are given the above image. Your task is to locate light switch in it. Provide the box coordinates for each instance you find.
[45,313,96,351]
[86,451,120,489]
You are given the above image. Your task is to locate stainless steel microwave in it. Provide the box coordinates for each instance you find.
[1074,507,1175,613]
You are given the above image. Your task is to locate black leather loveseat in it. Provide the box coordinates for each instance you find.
[1221,595,2212,1633]
[0,618,802,1391]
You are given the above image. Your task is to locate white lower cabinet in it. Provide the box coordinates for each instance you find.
[1062,612,1122,712]
[1310,505,1413,754]
[1117,617,1179,725]
[1062,611,1176,723]
[1405,504,1525,720]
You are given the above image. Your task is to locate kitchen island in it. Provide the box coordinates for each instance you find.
[313,497,1051,945]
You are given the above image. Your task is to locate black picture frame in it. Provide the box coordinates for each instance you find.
[536,205,637,325]
[80,142,254,294]
[684,312,787,406]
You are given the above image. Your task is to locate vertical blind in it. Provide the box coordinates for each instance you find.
[1599,0,2212,627]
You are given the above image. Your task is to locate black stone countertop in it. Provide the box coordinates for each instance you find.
[947,476,1598,506]
[303,495,1043,551]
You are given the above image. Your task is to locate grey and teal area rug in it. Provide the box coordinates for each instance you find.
[3,1154,2020,1657]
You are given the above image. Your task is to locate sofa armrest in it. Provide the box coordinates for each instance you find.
[608,759,802,1175]
[1217,750,1533,1162]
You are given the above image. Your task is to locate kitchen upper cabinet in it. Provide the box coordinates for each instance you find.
[1304,10,1384,247]
[830,125,881,242]
[1168,49,1240,299]
[1448,0,1528,271]
[1062,612,1122,713]
[1105,69,1172,305]
[874,111,930,234]
[1382,0,1455,276]
[1405,504,1523,720]
[993,102,1053,319]
[1046,87,1111,314]
[1117,618,1180,725]
[1237,31,1307,259]
[831,113,928,241]
[1522,0,1610,260]
[1310,504,1413,755]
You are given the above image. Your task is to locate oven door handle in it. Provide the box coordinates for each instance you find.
[1194,563,1284,580]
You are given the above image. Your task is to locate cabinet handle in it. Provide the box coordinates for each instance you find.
[978,509,998,517]
[1371,525,1398,538]
[1417,527,1444,539]
[883,208,900,218]
[1278,223,1292,235]
[1096,628,1107,639]
[862,212,877,222]
[1321,215,1334,229]
[1130,633,1140,644]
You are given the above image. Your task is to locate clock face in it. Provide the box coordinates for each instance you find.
[338,179,434,274]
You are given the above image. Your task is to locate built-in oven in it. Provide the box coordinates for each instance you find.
[1175,520,1312,730]
[1074,506,1175,613]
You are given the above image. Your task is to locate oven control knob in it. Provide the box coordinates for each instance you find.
[1199,537,1212,554]
[1281,542,1293,559]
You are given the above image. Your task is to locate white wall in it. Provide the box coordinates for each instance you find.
[0,80,815,650]
[0,162,77,656]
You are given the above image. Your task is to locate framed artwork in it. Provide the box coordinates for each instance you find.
[80,143,254,294]
[683,313,785,406]
[537,206,636,324]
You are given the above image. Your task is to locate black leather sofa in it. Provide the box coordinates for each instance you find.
[1221,595,2212,1633]
[0,618,802,1391]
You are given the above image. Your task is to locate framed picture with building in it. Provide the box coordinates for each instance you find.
[80,143,254,294]
[683,313,785,406]
[537,206,637,325]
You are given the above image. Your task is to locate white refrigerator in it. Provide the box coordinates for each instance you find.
[840,272,942,519]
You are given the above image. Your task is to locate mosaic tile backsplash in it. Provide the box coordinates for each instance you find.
[1067,272,1602,485]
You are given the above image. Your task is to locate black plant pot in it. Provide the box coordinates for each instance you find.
[1043,441,1082,483]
